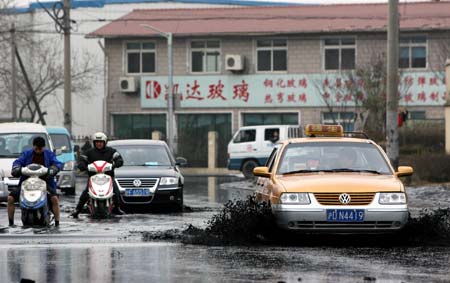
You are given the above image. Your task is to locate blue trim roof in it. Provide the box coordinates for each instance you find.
[8,0,302,14]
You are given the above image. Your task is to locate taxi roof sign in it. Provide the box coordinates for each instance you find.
[304,124,344,137]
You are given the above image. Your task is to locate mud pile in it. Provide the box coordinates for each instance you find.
[142,197,450,246]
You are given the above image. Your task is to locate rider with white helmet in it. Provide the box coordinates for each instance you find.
[70,132,124,218]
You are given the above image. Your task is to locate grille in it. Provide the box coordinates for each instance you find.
[314,193,375,206]
[116,178,158,188]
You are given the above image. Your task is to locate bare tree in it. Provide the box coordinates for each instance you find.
[429,32,450,83]
[0,21,99,122]
[313,52,411,141]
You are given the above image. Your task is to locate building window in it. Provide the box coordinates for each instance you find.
[126,42,156,74]
[399,36,427,69]
[323,38,356,70]
[243,113,298,126]
[409,111,426,120]
[190,40,221,73]
[113,114,166,139]
[256,39,287,72]
[322,112,355,131]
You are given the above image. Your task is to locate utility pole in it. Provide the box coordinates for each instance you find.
[140,24,176,154]
[445,59,450,153]
[386,0,399,170]
[63,0,72,134]
[10,23,17,121]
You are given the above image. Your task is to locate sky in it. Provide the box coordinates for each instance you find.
[8,0,445,8]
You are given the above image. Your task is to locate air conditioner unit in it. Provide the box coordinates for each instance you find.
[119,77,138,92]
[225,54,244,71]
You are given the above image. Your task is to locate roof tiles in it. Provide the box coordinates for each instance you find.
[88,2,450,38]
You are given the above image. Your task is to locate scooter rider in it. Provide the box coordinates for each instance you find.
[8,137,62,227]
[70,132,125,218]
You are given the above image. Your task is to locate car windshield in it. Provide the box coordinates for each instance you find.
[50,134,72,153]
[277,142,392,175]
[112,145,173,166]
[0,133,49,158]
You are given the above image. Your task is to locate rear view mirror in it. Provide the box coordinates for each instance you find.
[175,157,188,166]
[55,149,63,156]
[396,166,413,177]
[253,166,271,178]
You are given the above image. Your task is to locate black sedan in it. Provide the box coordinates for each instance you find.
[108,139,186,211]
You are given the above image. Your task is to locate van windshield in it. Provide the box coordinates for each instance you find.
[0,133,48,158]
[49,134,72,153]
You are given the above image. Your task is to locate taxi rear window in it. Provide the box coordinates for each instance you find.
[277,142,392,175]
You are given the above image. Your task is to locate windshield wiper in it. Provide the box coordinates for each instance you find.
[330,168,383,174]
[283,169,333,175]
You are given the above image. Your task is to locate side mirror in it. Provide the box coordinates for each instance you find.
[175,157,188,166]
[396,166,413,177]
[253,166,271,178]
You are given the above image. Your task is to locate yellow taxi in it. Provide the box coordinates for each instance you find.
[253,124,413,233]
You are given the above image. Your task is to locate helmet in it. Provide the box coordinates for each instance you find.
[92,132,107,144]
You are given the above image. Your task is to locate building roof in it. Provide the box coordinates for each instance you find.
[7,0,300,14]
[88,2,450,38]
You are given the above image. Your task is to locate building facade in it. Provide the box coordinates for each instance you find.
[90,2,450,166]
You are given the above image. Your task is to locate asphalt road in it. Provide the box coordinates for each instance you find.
[0,176,449,283]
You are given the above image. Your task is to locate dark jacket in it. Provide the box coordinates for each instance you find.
[78,146,123,177]
[12,148,63,190]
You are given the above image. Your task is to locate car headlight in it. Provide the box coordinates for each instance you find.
[63,160,75,171]
[160,177,178,186]
[379,192,406,204]
[91,175,110,186]
[280,193,310,204]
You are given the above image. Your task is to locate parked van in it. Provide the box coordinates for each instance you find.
[227,125,301,178]
[46,126,76,195]
[0,123,54,202]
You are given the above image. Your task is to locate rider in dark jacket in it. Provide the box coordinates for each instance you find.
[8,137,62,226]
[70,132,124,218]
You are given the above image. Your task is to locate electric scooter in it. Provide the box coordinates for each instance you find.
[87,160,114,218]
[19,164,52,226]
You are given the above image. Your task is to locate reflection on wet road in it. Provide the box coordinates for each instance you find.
[0,176,450,282]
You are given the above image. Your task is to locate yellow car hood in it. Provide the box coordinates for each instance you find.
[276,173,403,193]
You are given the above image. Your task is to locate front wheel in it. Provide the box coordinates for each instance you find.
[242,160,258,179]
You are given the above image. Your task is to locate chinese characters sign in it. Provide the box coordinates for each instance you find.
[140,73,445,108]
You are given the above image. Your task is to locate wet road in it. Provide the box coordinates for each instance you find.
[1,176,450,282]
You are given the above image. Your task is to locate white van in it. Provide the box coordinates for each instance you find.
[0,123,54,202]
[227,125,301,178]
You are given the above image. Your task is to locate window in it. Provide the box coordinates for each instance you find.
[409,111,426,120]
[190,40,220,73]
[256,39,287,72]
[49,134,71,153]
[113,114,166,139]
[322,112,355,131]
[265,148,278,172]
[264,128,280,142]
[399,36,427,69]
[233,129,256,143]
[126,42,156,74]
[243,113,298,126]
[323,38,356,70]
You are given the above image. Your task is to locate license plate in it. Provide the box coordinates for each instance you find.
[125,188,151,197]
[326,209,365,222]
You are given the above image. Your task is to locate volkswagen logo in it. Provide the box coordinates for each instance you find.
[339,193,351,204]
[133,179,142,187]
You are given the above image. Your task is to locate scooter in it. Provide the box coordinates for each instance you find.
[19,164,52,227]
[87,160,114,218]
